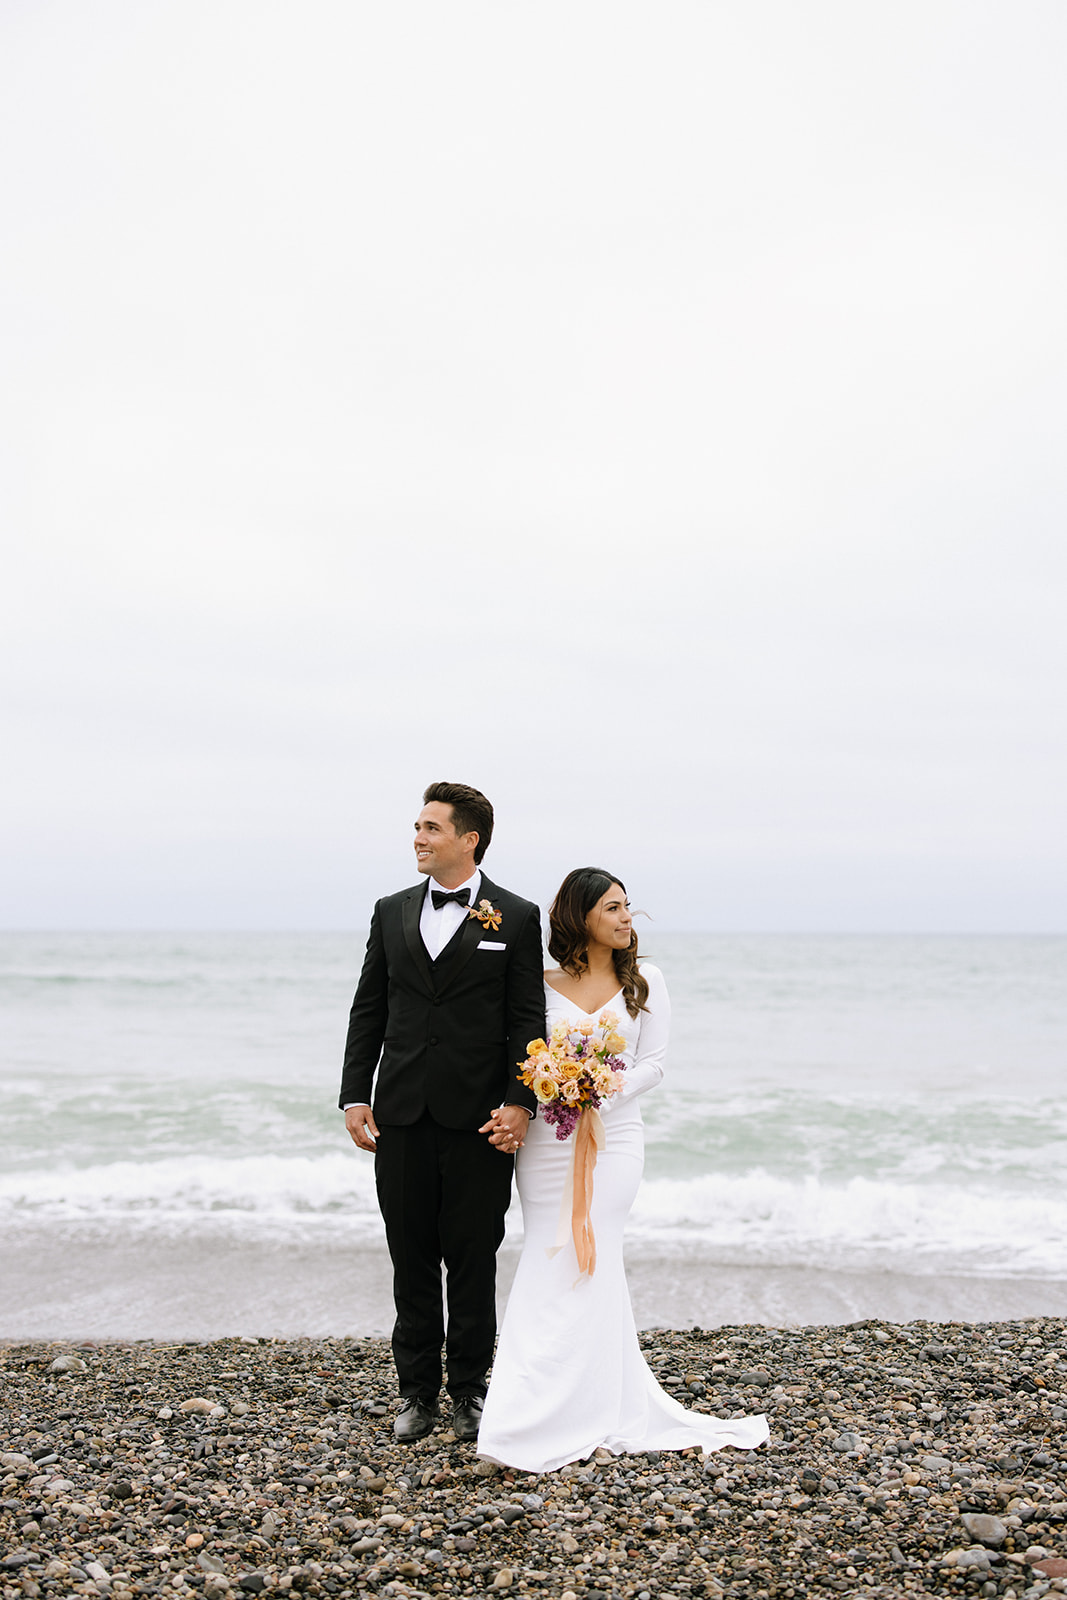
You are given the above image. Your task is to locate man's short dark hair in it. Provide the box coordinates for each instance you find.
[422,781,494,865]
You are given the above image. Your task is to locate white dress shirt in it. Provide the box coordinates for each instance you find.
[419,869,482,959]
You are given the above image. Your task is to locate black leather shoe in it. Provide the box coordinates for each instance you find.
[450,1394,484,1442]
[394,1397,438,1443]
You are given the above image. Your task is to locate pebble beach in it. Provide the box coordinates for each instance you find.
[4,1320,1067,1600]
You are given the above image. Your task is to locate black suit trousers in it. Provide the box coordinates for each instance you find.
[374,1111,515,1399]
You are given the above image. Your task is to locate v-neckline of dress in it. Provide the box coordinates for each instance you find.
[543,979,624,1017]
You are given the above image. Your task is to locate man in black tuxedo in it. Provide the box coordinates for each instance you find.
[340,781,544,1442]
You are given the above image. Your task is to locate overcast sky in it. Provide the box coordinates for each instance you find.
[3,1,1065,932]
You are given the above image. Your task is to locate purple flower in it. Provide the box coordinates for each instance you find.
[542,1102,581,1141]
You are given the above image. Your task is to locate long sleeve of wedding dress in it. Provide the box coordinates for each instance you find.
[602,962,668,1107]
[477,963,769,1473]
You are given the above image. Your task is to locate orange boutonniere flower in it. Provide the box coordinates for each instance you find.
[468,898,503,934]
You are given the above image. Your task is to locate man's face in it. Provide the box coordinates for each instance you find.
[413,802,477,883]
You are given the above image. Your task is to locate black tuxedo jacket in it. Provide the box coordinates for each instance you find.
[338,873,544,1129]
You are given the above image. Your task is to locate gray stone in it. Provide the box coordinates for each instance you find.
[49,1355,87,1374]
[833,1432,863,1453]
[961,1513,1008,1548]
[950,1547,992,1571]
[922,1455,953,1473]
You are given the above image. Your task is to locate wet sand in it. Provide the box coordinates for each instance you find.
[5,1228,1067,1342]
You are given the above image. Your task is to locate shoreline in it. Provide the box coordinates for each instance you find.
[5,1229,1067,1341]
[4,1319,1067,1600]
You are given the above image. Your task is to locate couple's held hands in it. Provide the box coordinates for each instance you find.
[481,1104,531,1155]
[346,1103,529,1154]
[345,1104,379,1152]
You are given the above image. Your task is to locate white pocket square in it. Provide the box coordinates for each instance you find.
[478,940,507,950]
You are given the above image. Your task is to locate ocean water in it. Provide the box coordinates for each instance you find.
[2,931,1066,1338]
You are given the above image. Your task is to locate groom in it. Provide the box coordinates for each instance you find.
[340,781,544,1442]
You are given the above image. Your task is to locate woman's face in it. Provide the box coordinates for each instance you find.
[585,883,633,952]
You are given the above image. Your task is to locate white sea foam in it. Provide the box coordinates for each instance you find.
[629,1169,1067,1277]
[4,1154,1067,1278]
[0,1153,381,1239]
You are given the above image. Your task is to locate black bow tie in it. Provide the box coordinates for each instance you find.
[431,887,471,911]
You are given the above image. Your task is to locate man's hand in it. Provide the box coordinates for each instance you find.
[345,1104,380,1153]
[479,1103,532,1154]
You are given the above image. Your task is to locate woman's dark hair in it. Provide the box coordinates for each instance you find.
[422,781,494,864]
[547,867,649,1018]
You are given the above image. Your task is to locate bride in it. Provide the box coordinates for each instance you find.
[477,867,769,1473]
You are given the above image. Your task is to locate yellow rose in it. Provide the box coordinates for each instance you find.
[525,1038,547,1057]
[532,1073,558,1103]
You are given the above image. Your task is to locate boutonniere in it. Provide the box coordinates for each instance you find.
[468,898,503,933]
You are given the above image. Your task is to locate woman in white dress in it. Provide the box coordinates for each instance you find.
[477,868,769,1474]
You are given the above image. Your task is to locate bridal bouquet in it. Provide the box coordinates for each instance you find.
[517,1011,628,1140]
[516,1011,628,1280]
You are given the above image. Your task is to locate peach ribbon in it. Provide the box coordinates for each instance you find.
[547,1106,605,1279]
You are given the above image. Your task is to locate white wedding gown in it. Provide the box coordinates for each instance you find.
[478,963,769,1473]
